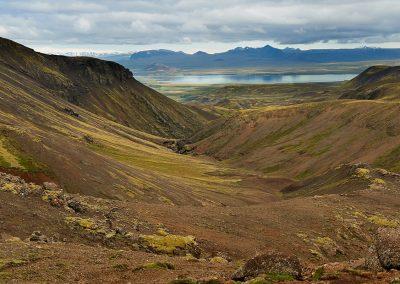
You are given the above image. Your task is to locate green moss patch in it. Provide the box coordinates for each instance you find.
[0,137,21,168]
[265,272,295,281]
[65,217,98,230]
[353,168,370,179]
[0,135,49,173]
[367,215,399,228]
[139,234,199,256]
[209,256,228,264]
[0,259,26,271]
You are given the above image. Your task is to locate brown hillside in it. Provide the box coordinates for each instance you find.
[191,100,400,179]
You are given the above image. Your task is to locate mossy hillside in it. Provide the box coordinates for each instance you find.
[194,100,400,179]
[242,273,295,284]
[1,59,254,205]
[281,164,389,198]
[239,118,308,154]
[112,263,129,271]
[295,169,312,180]
[86,138,243,195]
[64,216,137,244]
[245,277,271,284]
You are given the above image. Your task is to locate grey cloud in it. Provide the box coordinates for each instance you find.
[0,0,400,46]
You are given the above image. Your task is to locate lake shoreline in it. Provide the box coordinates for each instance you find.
[138,73,357,86]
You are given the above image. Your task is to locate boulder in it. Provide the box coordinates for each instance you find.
[67,199,86,213]
[232,250,302,281]
[375,228,400,270]
[29,231,49,243]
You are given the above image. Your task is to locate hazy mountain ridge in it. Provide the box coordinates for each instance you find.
[119,45,400,71]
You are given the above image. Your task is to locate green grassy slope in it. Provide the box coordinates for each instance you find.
[0,37,209,138]
[0,60,273,205]
[0,37,281,205]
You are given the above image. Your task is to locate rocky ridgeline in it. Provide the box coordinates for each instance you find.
[0,172,86,213]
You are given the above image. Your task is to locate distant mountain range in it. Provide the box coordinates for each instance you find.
[98,45,400,73]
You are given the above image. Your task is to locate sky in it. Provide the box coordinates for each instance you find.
[1,0,400,54]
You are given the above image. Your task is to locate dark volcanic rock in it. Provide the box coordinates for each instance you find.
[63,107,80,118]
[376,228,400,270]
[232,250,303,281]
[67,199,86,213]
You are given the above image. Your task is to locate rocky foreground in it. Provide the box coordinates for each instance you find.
[1,171,400,283]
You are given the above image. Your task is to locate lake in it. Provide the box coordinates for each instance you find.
[139,73,357,85]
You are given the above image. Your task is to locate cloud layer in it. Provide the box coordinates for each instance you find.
[1,0,400,47]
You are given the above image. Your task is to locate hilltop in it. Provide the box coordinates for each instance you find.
[340,65,400,100]
[0,37,208,138]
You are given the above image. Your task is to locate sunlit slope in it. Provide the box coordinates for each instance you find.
[0,37,208,138]
[0,38,279,205]
[0,61,275,205]
[191,100,400,178]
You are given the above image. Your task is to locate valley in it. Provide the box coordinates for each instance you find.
[1,37,400,283]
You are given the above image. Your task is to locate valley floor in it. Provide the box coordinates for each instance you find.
[1,164,400,283]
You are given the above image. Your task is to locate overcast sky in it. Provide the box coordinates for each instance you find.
[1,0,400,54]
